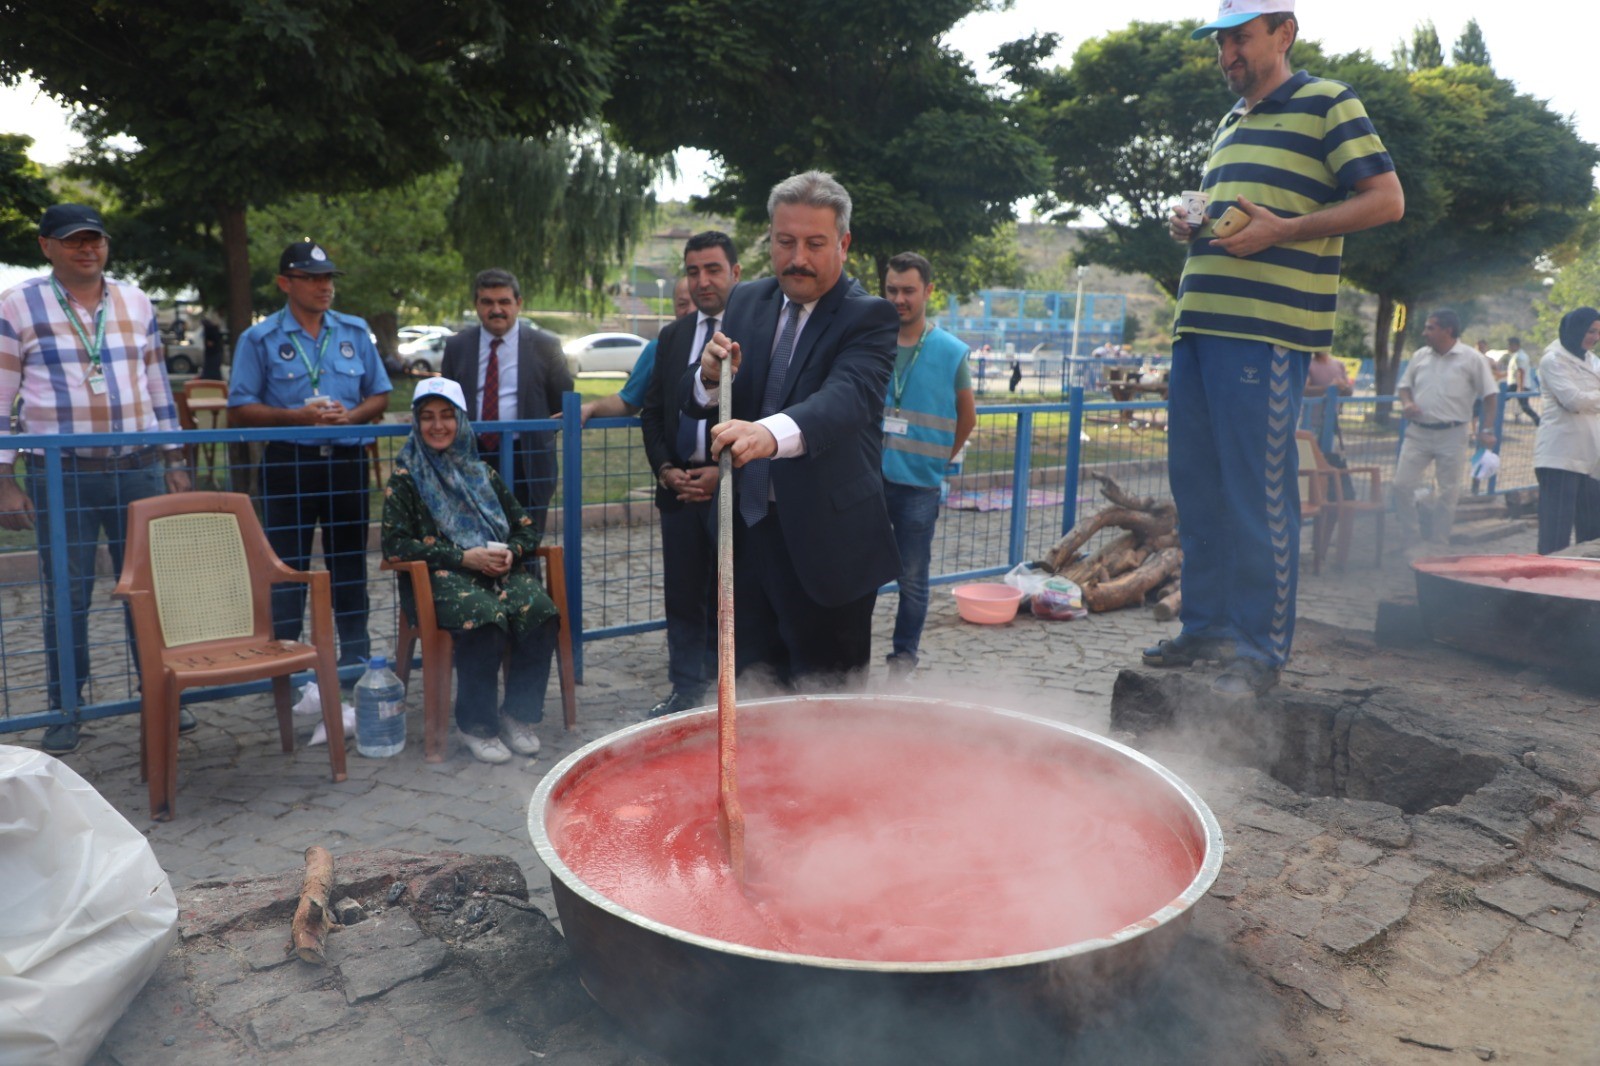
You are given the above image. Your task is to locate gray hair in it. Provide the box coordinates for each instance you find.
[767,170,852,236]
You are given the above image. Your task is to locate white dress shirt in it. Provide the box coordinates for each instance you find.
[694,296,813,458]
[477,327,519,421]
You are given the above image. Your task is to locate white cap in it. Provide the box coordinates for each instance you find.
[1192,0,1294,38]
[412,376,467,411]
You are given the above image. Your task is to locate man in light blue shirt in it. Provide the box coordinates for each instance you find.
[229,240,391,666]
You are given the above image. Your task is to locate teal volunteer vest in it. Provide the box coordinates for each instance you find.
[882,326,968,489]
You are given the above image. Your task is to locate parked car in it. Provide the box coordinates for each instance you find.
[562,332,649,375]
[398,325,456,344]
[398,334,448,373]
[165,343,201,376]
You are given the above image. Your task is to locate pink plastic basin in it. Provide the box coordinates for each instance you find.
[953,583,1024,624]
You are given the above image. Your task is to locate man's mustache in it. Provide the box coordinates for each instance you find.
[782,266,816,278]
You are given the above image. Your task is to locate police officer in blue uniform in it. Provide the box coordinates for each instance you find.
[228,241,392,665]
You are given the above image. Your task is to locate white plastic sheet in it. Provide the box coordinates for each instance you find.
[0,746,178,1065]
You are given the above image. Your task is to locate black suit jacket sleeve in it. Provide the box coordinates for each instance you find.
[441,328,480,418]
[642,314,695,476]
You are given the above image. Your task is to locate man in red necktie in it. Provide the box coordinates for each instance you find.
[442,269,573,537]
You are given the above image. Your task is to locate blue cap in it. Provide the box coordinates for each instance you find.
[40,203,108,239]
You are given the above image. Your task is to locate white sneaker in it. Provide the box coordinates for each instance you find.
[462,733,512,764]
[501,718,541,756]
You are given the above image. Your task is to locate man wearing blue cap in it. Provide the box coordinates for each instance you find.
[1145,0,1404,697]
[0,203,192,754]
[228,241,392,668]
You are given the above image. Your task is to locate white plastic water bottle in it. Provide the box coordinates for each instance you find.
[354,656,406,758]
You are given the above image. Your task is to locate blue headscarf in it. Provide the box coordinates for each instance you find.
[395,384,509,549]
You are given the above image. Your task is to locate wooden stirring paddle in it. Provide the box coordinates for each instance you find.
[714,346,746,881]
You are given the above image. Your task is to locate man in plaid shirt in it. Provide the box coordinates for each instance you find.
[0,203,191,755]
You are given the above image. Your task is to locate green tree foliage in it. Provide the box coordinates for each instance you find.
[1343,64,1597,392]
[250,170,466,353]
[924,222,1027,302]
[603,0,1046,288]
[448,134,666,313]
[0,0,614,342]
[1452,20,1493,69]
[1021,20,1232,297]
[1395,22,1444,71]
[0,133,53,267]
[1536,202,1600,344]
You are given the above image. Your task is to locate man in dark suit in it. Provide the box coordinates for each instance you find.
[442,268,573,536]
[640,232,742,717]
[689,171,900,689]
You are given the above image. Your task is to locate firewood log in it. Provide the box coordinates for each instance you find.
[1084,548,1181,613]
[1152,587,1183,622]
[290,846,336,964]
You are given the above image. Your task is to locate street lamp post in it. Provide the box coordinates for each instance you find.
[655,277,665,334]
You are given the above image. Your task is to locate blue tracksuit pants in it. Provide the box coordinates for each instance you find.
[1167,334,1309,667]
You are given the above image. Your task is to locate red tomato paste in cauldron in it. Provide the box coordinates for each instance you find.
[1412,554,1600,601]
[547,710,1203,963]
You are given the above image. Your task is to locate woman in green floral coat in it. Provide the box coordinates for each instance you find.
[381,378,558,764]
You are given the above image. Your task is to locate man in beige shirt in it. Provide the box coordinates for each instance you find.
[1393,309,1498,546]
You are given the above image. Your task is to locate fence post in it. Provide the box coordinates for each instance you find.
[1063,387,1085,537]
[561,392,585,681]
[43,445,81,718]
[1488,382,1509,494]
[1009,408,1034,566]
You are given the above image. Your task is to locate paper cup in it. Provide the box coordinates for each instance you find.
[1180,190,1209,227]
[304,394,329,407]
[485,541,508,553]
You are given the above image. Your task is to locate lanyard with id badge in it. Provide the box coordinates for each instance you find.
[51,277,109,395]
[282,309,337,456]
[883,324,930,440]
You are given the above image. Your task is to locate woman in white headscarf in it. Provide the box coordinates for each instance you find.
[380,378,557,763]
[1532,307,1600,554]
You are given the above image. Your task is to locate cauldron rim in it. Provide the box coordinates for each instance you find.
[528,694,1224,974]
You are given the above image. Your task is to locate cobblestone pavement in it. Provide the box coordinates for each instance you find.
[34,506,1595,1063]
[35,511,1531,910]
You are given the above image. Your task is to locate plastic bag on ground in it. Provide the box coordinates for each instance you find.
[1003,561,1088,620]
[0,746,179,1065]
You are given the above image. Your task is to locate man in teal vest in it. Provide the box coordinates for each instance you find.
[881,252,976,680]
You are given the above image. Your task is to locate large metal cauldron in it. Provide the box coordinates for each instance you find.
[528,695,1223,1065]
[1414,554,1600,679]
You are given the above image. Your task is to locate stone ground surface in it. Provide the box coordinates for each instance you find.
[20,501,1600,1063]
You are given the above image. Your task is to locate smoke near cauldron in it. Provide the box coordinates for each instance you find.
[532,695,1245,1064]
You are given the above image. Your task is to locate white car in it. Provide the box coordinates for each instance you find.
[398,325,455,344]
[563,332,648,375]
[398,333,447,373]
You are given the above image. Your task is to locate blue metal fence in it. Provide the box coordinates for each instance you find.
[0,384,1542,736]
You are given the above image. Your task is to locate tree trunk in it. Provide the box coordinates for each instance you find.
[1373,292,1396,425]
[367,309,400,361]
[218,202,257,496]
[218,203,253,363]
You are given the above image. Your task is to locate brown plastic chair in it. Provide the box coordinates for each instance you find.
[177,379,229,474]
[113,492,347,821]
[1293,432,1335,575]
[384,544,576,762]
[1297,430,1385,569]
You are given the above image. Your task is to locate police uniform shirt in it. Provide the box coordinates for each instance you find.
[228,308,392,444]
